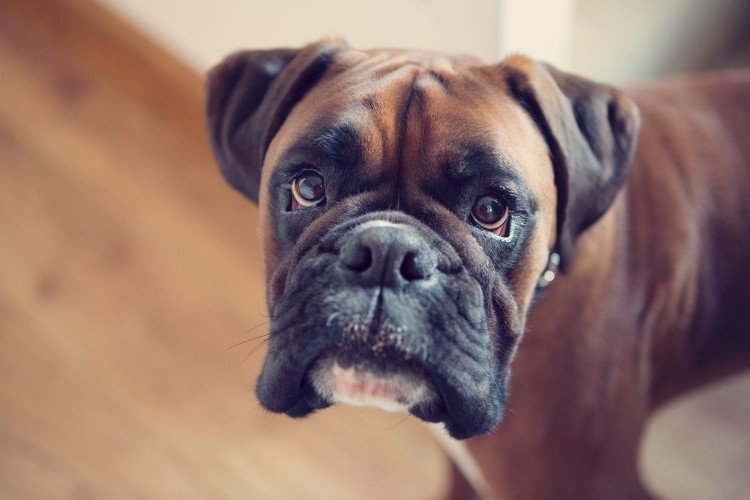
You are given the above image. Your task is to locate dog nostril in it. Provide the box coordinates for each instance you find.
[339,225,438,284]
[341,244,372,272]
[400,251,435,281]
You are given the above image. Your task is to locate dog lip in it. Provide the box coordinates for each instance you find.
[306,349,441,414]
[265,335,504,438]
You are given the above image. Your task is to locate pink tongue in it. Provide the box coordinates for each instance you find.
[332,364,403,400]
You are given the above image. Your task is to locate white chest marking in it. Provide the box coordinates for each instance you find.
[428,424,498,500]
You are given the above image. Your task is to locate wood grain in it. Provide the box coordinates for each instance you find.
[0,1,747,499]
[0,1,446,498]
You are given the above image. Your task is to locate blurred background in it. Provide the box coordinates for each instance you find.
[99,0,750,81]
[1,0,748,498]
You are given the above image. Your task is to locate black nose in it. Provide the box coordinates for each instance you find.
[339,222,438,286]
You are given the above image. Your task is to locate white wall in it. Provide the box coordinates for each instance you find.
[572,0,749,83]
[98,0,500,70]
[498,0,575,72]
[99,0,747,84]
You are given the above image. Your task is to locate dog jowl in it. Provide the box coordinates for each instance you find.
[206,41,639,439]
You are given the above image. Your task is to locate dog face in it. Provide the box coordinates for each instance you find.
[207,41,640,439]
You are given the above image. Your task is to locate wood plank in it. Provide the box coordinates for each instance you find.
[0,1,447,498]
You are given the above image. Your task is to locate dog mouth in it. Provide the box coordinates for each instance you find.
[306,349,440,414]
[255,285,510,438]
[256,293,508,439]
[256,212,512,439]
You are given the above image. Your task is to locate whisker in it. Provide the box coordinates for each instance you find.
[484,364,504,399]
[227,333,270,350]
[255,300,269,318]
[239,338,270,365]
[237,320,271,337]
[255,300,282,320]
[384,412,413,430]
[255,404,272,423]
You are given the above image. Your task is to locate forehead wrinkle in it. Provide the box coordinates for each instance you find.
[444,143,522,181]
[312,123,363,164]
[283,110,372,163]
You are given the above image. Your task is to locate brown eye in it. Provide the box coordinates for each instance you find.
[471,195,510,235]
[291,171,325,210]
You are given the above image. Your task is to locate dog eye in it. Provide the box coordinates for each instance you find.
[291,171,325,210]
[471,195,510,236]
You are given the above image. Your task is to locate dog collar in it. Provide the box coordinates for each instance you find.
[536,252,560,289]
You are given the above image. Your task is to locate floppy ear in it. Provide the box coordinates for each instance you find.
[206,42,343,203]
[501,56,641,272]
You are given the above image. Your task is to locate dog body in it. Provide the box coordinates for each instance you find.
[464,73,750,499]
[206,43,750,499]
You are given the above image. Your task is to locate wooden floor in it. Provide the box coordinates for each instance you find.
[0,1,747,499]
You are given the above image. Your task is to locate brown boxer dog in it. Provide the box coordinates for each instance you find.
[206,40,750,499]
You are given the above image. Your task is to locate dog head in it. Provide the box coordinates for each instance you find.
[206,41,639,439]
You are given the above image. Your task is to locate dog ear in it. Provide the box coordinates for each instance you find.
[501,56,641,272]
[206,42,343,203]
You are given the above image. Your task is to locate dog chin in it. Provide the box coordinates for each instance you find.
[308,352,439,413]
